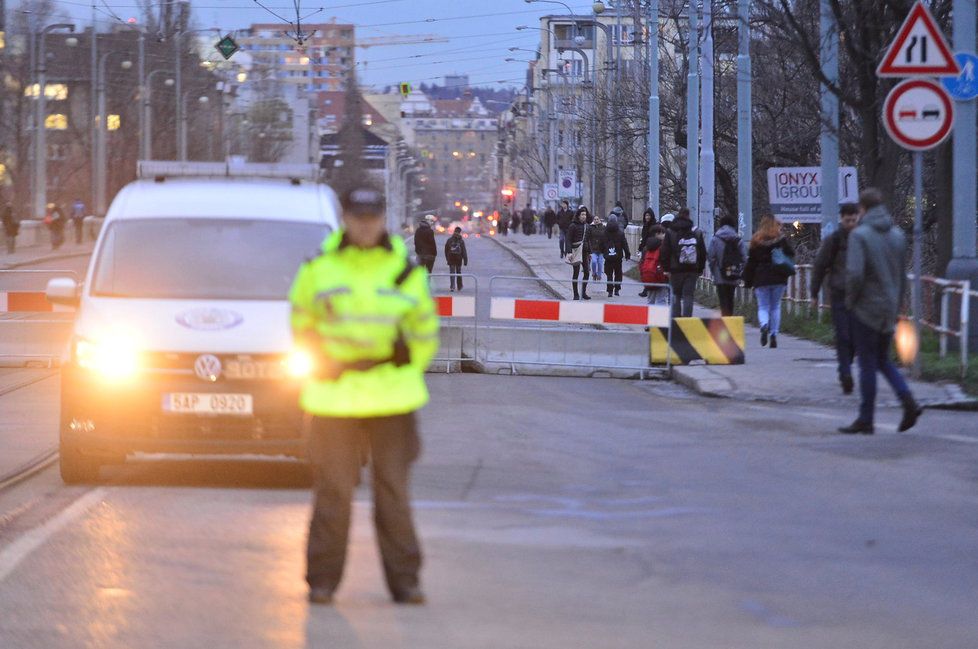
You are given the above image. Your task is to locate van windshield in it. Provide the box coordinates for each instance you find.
[92,218,330,300]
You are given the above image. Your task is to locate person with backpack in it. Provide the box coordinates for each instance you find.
[659,207,707,317]
[565,207,592,300]
[811,203,861,394]
[640,225,669,304]
[743,214,795,348]
[414,217,438,273]
[587,214,606,282]
[708,213,748,317]
[602,218,630,298]
[444,227,468,292]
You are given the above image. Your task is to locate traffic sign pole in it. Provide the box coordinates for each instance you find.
[912,151,924,378]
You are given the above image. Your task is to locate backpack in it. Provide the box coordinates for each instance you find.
[676,233,700,267]
[448,236,463,257]
[771,245,796,276]
[719,237,744,281]
[640,248,667,284]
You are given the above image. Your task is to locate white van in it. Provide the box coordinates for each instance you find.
[46,162,339,483]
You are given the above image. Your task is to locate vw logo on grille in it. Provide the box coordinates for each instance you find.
[194,354,222,382]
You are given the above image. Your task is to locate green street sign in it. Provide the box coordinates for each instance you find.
[215,35,239,61]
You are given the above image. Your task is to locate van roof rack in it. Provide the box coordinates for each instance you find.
[137,160,321,183]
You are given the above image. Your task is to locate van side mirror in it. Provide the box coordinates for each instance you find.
[46,278,80,307]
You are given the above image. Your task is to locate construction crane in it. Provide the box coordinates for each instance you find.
[357,34,449,49]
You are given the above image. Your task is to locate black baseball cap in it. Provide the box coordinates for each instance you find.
[340,186,386,217]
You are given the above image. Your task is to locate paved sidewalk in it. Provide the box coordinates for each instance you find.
[493,234,973,409]
[0,240,94,270]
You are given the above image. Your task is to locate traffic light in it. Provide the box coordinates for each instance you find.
[501,187,514,206]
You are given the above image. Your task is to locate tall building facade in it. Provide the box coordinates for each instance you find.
[239,21,356,94]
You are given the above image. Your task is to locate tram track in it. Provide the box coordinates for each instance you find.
[0,372,60,493]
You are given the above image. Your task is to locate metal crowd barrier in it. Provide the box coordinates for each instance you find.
[0,269,79,367]
[427,272,479,373]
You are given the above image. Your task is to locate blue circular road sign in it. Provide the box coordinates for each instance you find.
[941,52,978,101]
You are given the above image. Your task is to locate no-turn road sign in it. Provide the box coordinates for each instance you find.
[883,78,955,151]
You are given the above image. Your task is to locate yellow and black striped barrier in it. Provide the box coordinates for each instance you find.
[650,317,745,365]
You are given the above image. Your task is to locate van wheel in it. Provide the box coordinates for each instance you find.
[59,430,102,485]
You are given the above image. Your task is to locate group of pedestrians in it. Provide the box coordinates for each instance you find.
[562,205,633,300]
[413,216,468,292]
[0,194,87,254]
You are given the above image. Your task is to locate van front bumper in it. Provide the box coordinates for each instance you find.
[61,363,307,458]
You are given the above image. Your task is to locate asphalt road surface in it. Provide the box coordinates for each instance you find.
[0,372,976,649]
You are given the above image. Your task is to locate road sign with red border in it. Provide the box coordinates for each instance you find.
[877,1,961,78]
[883,79,955,151]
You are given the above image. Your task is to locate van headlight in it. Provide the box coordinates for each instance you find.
[74,337,140,380]
[283,348,315,379]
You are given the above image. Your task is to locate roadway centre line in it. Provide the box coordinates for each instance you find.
[0,488,105,583]
[935,434,978,445]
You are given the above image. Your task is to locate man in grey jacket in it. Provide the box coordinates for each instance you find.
[839,188,922,435]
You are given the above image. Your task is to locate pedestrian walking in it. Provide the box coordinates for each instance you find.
[743,214,795,348]
[444,226,468,292]
[1,194,18,255]
[71,198,86,244]
[565,207,592,300]
[707,213,748,317]
[609,200,629,230]
[602,218,631,298]
[556,200,574,257]
[45,203,66,251]
[521,203,535,235]
[587,214,606,281]
[659,207,706,317]
[499,209,510,236]
[510,209,521,234]
[811,203,861,394]
[640,225,669,305]
[637,208,657,297]
[543,204,557,239]
[414,216,437,273]
[289,186,438,606]
[838,188,922,435]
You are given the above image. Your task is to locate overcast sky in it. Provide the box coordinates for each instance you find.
[55,0,600,90]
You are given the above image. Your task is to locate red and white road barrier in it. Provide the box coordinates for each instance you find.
[0,291,74,313]
[489,297,669,327]
[434,295,476,318]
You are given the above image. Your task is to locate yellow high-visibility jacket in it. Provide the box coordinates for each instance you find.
[288,230,439,418]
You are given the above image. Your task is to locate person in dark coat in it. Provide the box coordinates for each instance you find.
[414,217,438,272]
[637,208,657,296]
[1,196,18,255]
[520,203,535,235]
[510,209,521,234]
[499,210,509,236]
[587,215,606,281]
[444,227,468,292]
[565,207,592,300]
[543,204,557,239]
[707,213,748,316]
[556,200,574,257]
[602,219,631,297]
[838,188,921,435]
[811,203,861,394]
[743,214,795,348]
[659,207,707,317]
[609,200,629,230]
[45,203,67,251]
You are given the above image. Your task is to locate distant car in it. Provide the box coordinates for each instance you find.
[46,161,339,483]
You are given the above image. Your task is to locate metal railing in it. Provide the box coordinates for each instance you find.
[427,272,479,373]
[698,265,975,377]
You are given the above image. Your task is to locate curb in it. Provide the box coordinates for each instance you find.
[486,236,566,301]
[670,365,735,398]
[1,249,94,271]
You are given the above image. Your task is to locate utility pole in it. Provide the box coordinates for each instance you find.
[90,2,97,213]
[647,0,659,218]
[686,1,699,217]
[33,23,74,220]
[136,29,145,160]
[947,0,978,351]
[819,0,839,237]
[699,0,715,238]
[736,0,752,238]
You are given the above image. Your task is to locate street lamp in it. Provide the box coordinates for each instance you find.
[95,51,132,215]
[144,69,174,160]
[33,22,75,220]
[175,27,221,160]
[179,92,209,160]
[525,0,575,14]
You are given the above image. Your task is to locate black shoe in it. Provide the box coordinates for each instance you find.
[760,325,769,347]
[614,289,620,296]
[639,289,648,297]
[308,587,334,605]
[770,334,778,348]
[840,374,854,395]
[582,294,591,300]
[838,421,874,435]
[573,296,580,300]
[392,587,426,605]
[898,397,923,432]
[608,292,614,298]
